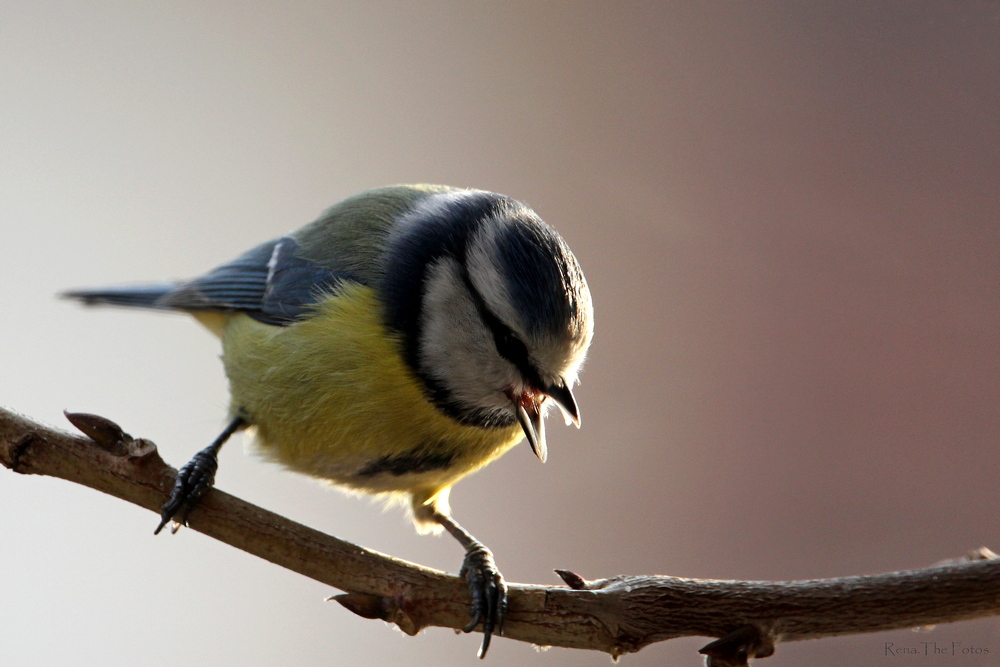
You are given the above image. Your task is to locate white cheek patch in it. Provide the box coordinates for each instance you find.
[418,257,520,413]
[467,222,520,334]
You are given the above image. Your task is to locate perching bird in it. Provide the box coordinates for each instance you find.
[63,184,594,657]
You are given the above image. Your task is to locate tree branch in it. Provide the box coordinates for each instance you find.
[2,405,998,665]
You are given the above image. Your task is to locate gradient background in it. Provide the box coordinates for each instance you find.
[2,3,999,666]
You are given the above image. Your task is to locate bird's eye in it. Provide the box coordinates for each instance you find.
[493,329,528,371]
[459,263,544,387]
[491,327,548,390]
[496,331,517,357]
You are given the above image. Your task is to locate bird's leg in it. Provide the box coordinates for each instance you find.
[430,510,507,659]
[154,415,247,535]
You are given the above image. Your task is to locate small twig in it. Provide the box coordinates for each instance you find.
[2,405,999,663]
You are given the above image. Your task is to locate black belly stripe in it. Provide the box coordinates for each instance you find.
[356,449,457,477]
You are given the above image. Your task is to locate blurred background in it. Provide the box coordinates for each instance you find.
[2,2,998,665]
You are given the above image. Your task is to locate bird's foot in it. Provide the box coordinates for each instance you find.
[154,444,220,534]
[460,541,507,658]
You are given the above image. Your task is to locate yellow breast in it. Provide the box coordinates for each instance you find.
[218,282,522,497]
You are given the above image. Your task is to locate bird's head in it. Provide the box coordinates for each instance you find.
[382,189,594,462]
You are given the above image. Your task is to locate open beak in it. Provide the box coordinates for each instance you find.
[514,391,547,463]
[513,378,580,464]
[544,380,580,428]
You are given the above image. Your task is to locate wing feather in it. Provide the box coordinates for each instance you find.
[67,237,360,326]
[162,237,360,325]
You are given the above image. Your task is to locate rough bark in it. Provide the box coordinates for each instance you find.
[2,406,998,666]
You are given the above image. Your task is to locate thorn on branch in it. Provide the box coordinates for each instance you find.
[554,569,589,590]
[968,546,998,561]
[331,591,423,637]
[699,624,776,667]
[64,411,157,458]
[331,592,392,621]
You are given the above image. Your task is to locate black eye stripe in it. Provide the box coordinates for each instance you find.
[459,266,544,390]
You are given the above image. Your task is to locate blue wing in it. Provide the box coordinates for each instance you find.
[64,236,359,326]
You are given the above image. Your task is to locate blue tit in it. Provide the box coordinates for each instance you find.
[63,184,594,657]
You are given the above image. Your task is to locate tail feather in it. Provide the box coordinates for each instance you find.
[61,283,181,310]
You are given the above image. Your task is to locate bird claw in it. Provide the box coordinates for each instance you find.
[155,445,220,534]
[459,542,508,658]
